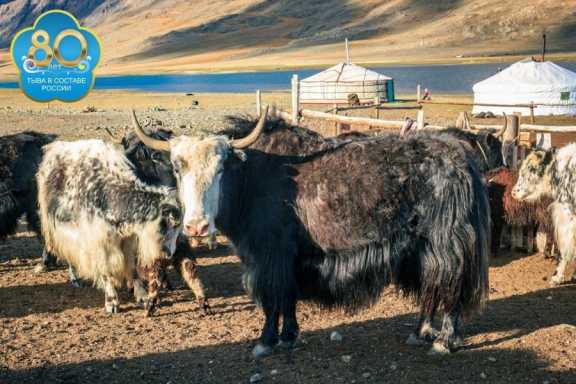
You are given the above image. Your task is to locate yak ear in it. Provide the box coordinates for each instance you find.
[233,149,247,162]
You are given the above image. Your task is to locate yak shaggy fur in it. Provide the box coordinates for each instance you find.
[122,128,209,312]
[436,128,504,173]
[486,167,555,255]
[514,144,576,284]
[198,117,490,355]
[0,131,55,239]
[37,140,182,312]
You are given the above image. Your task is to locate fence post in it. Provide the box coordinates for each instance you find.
[291,74,300,123]
[416,84,421,101]
[416,109,425,130]
[333,104,341,136]
[256,90,262,116]
[530,101,535,124]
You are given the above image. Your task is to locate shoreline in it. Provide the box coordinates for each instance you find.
[1,52,576,81]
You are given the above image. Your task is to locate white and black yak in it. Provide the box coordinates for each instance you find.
[37,139,183,315]
[513,145,576,285]
[0,131,59,270]
[132,108,490,356]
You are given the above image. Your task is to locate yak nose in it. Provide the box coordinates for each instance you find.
[184,219,209,237]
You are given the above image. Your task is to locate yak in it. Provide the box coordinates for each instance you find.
[486,167,556,256]
[133,107,490,356]
[37,139,183,315]
[0,131,60,271]
[513,145,576,285]
[121,128,210,312]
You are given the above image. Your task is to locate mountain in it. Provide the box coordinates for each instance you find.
[0,0,575,75]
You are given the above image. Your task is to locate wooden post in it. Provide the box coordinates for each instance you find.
[456,112,465,129]
[256,89,262,116]
[333,104,340,136]
[417,109,425,130]
[291,75,300,123]
[416,84,421,101]
[530,102,535,124]
[504,113,522,249]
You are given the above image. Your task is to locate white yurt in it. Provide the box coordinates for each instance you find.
[299,62,395,104]
[472,59,576,116]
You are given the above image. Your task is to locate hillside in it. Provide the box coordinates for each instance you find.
[0,0,575,75]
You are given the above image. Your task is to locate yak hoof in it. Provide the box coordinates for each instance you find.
[252,343,274,359]
[450,336,464,350]
[70,278,85,288]
[550,275,563,286]
[105,303,119,314]
[134,288,148,307]
[277,339,297,350]
[406,333,426,346]
[428,342,451,356]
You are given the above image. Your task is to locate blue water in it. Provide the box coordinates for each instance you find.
[2,62,576,94]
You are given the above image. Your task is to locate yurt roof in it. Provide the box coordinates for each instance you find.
[301,62,392,83]
[473,59,576,93]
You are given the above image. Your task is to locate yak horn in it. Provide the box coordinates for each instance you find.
[495,112,507,139]
[131,109,170,152]
[230,105,268,149]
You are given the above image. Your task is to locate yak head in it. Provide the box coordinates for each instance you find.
[512,149,555,201]
[131,107,268,238]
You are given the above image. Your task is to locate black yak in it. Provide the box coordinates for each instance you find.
[133,108,490,356]
[485,167,555,256]
[513,145,576,285]
[0,131,58,269]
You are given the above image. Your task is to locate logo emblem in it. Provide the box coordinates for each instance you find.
[10,10,101,102]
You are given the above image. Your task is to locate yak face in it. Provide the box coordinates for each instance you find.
[512,149,554,201]
[131,107,267,238]
[169,136,235,237]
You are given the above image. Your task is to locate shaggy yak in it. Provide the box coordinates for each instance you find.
[121,128,210,312]
[0,131,58,270]
[37,140,183,315]
[513,145,576,285]
[133,107,490,356]
[486,167,555,256]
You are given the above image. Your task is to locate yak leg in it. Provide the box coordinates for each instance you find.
[429,304,462,355]
[68,265,84,288]
[144,259,166,317]
[279,299,299,349]
[102,276,120,314]
[253,305,280,359]
[173,237,211,313]
[130,269,148,307]
[407,300,439,345]
[177,257,210,314]
[551,257,571,285]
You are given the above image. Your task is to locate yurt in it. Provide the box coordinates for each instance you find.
[299,62,395,104]
[472,59,576,116]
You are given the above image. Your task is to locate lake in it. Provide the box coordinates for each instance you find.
[2,62,576,94]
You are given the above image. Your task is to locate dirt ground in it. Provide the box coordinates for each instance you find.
[1,90,575,384]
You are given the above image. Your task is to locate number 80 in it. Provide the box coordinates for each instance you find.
[27,29,88,67]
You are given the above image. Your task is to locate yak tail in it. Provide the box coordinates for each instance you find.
[416,159,490,316]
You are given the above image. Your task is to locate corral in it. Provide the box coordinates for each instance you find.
[0,89,575,384]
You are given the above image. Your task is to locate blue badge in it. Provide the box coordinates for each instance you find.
[10,10,101,102]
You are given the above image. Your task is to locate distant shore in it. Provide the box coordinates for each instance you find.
[2,52,576,81]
